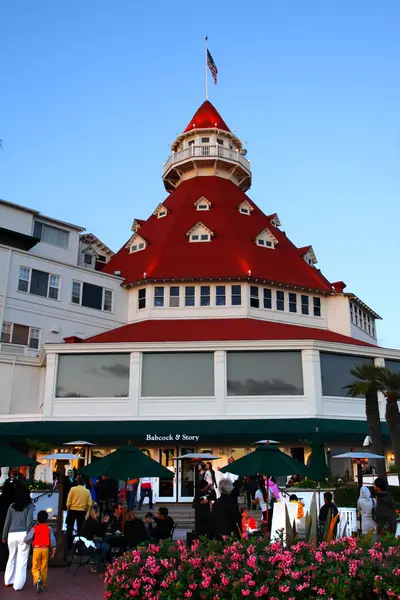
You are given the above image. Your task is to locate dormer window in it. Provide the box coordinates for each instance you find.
[126,233,147,253]
[255,228,278,249]
[217,138,224,146]
[194,197,211,211]
[299,246,317,266]
[153,204,169,219]
[268,213,281,228]
[186,222,214,243]
[238,200,253,215]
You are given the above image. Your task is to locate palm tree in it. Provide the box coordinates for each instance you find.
[345,364,386,479]
[26,438,52,480]
[377,369,400,471]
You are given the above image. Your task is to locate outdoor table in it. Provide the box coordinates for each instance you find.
[104,533,127,556]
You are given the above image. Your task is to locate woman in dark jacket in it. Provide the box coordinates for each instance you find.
[80,506,110,559]
[193,480,211,534]
[124,510,146,548]
[210,479,241,540]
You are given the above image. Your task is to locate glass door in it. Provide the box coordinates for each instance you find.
[155,448,176,503]
[177,447,195,502]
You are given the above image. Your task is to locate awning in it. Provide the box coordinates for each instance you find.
[0,418,388,446]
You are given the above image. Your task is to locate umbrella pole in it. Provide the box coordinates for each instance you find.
[266,475,269,529]
[357,462,363,489]
[123,481,127,533]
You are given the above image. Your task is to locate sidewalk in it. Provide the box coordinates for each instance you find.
[3,568,104,600]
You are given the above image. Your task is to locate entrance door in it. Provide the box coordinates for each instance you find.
[155,448,176,503]
[177,447,195,502]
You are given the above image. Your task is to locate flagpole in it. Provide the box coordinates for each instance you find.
[205,36,208,100]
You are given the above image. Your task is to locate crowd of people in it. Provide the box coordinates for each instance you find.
[0,463,398,593]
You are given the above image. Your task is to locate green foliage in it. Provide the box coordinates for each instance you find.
[289,478,331,489]
[333,485,400,508]
[25,479,53,491]
[388,462,398,473]
[25,438,52,454]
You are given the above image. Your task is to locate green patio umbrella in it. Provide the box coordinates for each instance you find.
[80,445,174,480]
[307,443,329,481]
[220,444,312,478]
[0,444,40,467]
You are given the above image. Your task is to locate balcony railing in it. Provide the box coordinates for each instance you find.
[163,144,250,174]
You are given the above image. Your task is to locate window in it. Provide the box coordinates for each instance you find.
[154,287,164,307]
[129,237,146,253]
[138,288,146,310]
[190,233,210,242]
[84,254,93,265]
[301,295,309,315]
[1,322,11,343]
[169,286,180,307]
[138,243,145,250]
[257,238,272,247]
[200,286,210,306]
[289,293,297,313]
[232,285,242,306]
[216,285,226,306]
[18,267,30,293]
[201,137,210,143]
[56,353,130,398]
[227,351,304,396]
[29,328,40,350]
[250,286,259,308]
[263,288,272,309]
[217,138,224,146]
[97,255,106,263]
[33,221,69,249]
[183,286,195,307]
[1,322,40,349]
[103,289,113,312]
[320,353,373,397]
[142,353,214,397]
[18,267,60,300]
[240,207,250,214]
[197,204,209,211]
[48,274,60,300]
[72,281,81,304]
[313,297,321,317]
[157,211,167,219]
[276,291,285,311]
[71,281,112,312]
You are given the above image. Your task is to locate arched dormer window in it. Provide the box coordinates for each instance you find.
[186,222,214,243]
[194,197,211,211]
[255,228,278,249]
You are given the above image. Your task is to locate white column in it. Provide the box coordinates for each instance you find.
[214,351,226,416]
[42,353,57,417]
[129,352,141,416]
[301,348,323,417]
[374,356,386,420]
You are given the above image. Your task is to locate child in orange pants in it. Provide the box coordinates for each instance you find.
[24,510,56,593]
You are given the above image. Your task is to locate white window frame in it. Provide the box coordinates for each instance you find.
[18,266,60,300]
[190,233,211,242]
[138,288,146,310]
[263,288,272,309]
[250,286,259,308]
[200,285,211,307]
[72,281,82,304]
[103,289,113,312]
[276,290,285,311]
[169,286,180,308]
[33,220,70,249]
[301,295,309,315]
[231,285,242,306]
[289,292,297,313]
[1,321,12,343]
[215,285,226,306]
[29,327,40,350]
[154,286,165,307]
[185,286,195,307]
[313,297,321,317]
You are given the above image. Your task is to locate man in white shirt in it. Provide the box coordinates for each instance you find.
[137,477,154,510]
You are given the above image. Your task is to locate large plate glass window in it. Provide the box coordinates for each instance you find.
[56,354,130,398]
[227,351,303,396]
[33,221,69,249]
[320,353,373,396]
[141,352,214,397]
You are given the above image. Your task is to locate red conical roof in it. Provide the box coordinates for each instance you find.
[103,177,332,292]
[183,100,231,133]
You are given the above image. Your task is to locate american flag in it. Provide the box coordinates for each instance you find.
[207,49,218,84]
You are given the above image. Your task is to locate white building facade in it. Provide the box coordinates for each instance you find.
[0,101,399,501]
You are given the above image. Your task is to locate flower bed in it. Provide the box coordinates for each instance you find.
[104,536,400,600]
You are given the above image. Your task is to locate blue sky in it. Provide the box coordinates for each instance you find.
[1,1,399,347]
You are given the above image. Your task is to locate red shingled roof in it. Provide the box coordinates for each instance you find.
[102,177,332,292]
[81,318,374,346]
[183,100,231,133]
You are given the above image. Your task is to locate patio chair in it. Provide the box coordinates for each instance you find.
[66,537,101,576]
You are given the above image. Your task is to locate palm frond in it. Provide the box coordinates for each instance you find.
[344,364,385,396]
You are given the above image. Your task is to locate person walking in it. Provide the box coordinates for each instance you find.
[2,483,33,591]
[24,510,56,593]
[255,482,268,521]
[126,479,139,510]
[244,475,258,510]
[374,477,397,536]
[357,486,376,535]
[210,479,241,540]
[62,469,75,510]
[66,475,92,549]
[137,478,154,510]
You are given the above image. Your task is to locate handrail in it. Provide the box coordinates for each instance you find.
[31,484,59,503]
[163,144,250,173]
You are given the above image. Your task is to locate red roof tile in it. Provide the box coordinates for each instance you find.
[82,318,374,346]
[103,177,333,292]
[183,101,231,133]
